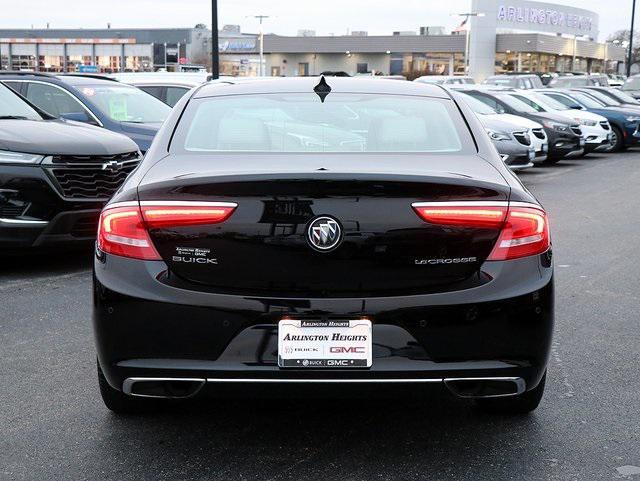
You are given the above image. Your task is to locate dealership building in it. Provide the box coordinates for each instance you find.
[0,0,626,80]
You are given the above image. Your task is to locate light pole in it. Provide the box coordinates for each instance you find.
[211,0,219,78]
[248,15,270,76]
[628,0,637,77]
[453,12,485,75]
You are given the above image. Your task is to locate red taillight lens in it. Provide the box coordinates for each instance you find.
[97,205,161,260]
[140,203,236,229]
[487,206,550,260]
[412,203,507,229]
[97,202,237,260]
[412,202,550,261]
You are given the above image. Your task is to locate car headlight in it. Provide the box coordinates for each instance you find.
[0,150,45,164]
[485,129,511,141]
[575,118,597,126]
[542,121,569,132]
[625,116,640,122]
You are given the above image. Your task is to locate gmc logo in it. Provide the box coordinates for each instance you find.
[329,346,365,354]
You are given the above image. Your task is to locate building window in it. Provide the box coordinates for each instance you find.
[357,63,368,74]
[297,62,309,76]
[39,55,64,72]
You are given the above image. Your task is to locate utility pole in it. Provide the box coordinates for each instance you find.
[211,0,219,79]
[628,0,637,77]
[248,15,270,76]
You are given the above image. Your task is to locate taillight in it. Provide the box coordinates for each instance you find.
[411,202,550,261]
[487,206,550,260]
[140,202,236,229]
[412,203,507,229]
[97,201,237,260]
[97,205,160,260]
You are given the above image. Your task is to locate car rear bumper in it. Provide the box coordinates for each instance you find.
[93,251,554,396]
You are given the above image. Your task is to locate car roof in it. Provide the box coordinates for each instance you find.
[55,75,123,86]
[193,77,450,99]
[111,72,209,87]
[486,74,536,78]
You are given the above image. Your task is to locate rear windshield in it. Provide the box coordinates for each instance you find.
[174,93,467,153]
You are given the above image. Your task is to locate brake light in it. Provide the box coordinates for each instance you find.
[411,202,550,260]
[97,205,160,260]
[487,206,550,260]
[412,203,507,229]
[97,201,237,260]
[140,202,236,229]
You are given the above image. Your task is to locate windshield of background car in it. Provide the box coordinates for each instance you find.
[494,94,538,113]
[551,78,588,87]
[0,83,42,120]
[569,92,606,109]
[458,93,496,115]
[77,84,171,123]
[528,93,569,111]
[622,78,640,91]
[484,78,514,86]
[607,89,640,104]
[173,93,473,153]
[580,90,619,106]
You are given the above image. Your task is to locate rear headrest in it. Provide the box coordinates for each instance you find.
[368,117,429,151]
[217,117,271,150]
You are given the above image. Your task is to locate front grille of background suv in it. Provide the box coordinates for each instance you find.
[44,152,140,200]
[513,131,531,146]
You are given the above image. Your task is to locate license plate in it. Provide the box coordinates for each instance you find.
[579,138,586,147]
[278,319,372,368]
[528,149,535,161]
[541,143,548,153]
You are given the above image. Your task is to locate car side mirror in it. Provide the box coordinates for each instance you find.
[60,111,94,124]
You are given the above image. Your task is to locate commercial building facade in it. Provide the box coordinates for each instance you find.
[0,27,210,72]
[0,0,626,80]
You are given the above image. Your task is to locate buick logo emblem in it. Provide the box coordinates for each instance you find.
[307,216,342,252]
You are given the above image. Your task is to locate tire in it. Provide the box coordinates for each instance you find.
[609,125,625,152]
[475,371,546,415]
[97,360,163,414]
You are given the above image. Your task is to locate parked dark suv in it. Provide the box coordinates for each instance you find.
[0,82,140,251]
[0,72,171,152]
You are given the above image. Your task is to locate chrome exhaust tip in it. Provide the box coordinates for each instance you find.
[443,377,526,399]
[122,377,206,399]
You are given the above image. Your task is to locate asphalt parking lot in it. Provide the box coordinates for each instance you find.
[1,152,639,481]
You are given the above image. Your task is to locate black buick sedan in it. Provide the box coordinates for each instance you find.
[0,82,140,251]
[93,78,554,415]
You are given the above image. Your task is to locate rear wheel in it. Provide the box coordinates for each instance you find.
[609,125,625,152]
[475,371,546,415]
[97,360,163,414]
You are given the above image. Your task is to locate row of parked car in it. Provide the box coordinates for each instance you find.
[1,70,638,253]
[414,73,640,169]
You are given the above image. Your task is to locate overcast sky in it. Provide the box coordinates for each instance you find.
[0,0,632,40]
